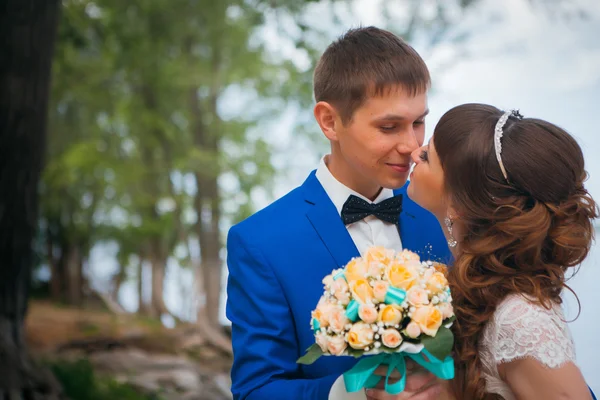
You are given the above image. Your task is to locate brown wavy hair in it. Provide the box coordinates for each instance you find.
[433,104,598,399]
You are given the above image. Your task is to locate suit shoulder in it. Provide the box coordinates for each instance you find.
[229,185,306,239]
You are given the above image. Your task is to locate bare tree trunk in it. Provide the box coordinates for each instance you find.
[150,249,169,318]
[0,0,63,397]
[111,263,126,303]
[189,83,224,329]
[66,246,82,305]
[194,184,223,328]
[136,258,150,315]
[46,231,64,301]
[184,261,231,355]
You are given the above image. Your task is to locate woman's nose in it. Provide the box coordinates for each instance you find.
[411,147,422,164]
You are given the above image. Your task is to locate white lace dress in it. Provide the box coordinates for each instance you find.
[480,294,577,399]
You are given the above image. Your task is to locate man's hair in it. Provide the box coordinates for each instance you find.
[313,26,430,124]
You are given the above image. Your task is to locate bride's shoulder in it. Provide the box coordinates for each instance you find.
[493,293,559,320]
[484,293,576,368]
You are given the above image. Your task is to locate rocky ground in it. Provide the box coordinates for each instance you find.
[25,301,233,400]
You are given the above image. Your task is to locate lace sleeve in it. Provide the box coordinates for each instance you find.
[491,295,576,368]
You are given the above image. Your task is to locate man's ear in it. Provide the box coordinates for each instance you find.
[314,101,340,141]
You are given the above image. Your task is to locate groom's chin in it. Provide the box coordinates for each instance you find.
[380,176,409,191]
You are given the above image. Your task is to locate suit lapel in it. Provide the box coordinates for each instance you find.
[302,172,359,267]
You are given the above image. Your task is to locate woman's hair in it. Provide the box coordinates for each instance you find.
[433,103,598,399]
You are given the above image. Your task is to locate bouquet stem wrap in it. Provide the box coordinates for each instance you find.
[343,349,454,394]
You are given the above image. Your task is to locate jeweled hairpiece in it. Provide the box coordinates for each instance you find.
[494,109,523,182]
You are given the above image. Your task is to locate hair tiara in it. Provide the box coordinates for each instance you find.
[494,109,523,182]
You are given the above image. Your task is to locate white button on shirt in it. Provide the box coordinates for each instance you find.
[315,156,403,256]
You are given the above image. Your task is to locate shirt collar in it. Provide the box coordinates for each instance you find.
[315,155,395,216]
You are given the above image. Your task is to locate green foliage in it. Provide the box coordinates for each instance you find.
[41,0,328,290]
[297,343,324,365]
[50,359,161,400]
[421,325,454,361]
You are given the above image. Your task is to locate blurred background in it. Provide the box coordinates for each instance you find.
[12,0,600,398]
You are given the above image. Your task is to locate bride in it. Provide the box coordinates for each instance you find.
[408,103,597,399]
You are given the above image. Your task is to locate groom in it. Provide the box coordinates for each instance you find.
[226,27,451,400]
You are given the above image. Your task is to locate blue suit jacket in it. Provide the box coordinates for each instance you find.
[226,171,452,400]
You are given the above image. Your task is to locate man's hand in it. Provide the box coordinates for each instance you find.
[364,363,443,400]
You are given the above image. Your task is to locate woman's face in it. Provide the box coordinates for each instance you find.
[407,137,447,218]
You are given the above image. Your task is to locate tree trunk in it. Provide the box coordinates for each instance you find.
[111,263,126,303]
[150,248,169,318]
[191,260,232,355]
[0,0,63,397]
[136,258,149,315]
[65,245,82,306]
[194,181,223,328]
[189,83,224,329]
[46,231,64,301]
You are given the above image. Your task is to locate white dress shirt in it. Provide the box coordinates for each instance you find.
[315,156,403,256]
[316,156,402,400]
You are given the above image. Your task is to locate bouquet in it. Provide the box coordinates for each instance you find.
[297,247,455,395]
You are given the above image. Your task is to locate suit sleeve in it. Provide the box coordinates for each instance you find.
[226,226,339,400]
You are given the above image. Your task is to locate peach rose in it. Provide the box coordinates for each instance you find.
[426,272,448,295]
[373,280,389,303]
[359,304,378,324]
[367,262,384,279]
[406,286,429,306]
[345,258,368,282]
[364,246,394,265]
[349,279,375,304]
[329,306,350,333]
[322,274,335,289]
[405,321,421,339]
[386,261,419,290]
[412,305,443,337]
[438,302,454,319]
[397,250,420,263]
[332,278,350,305]
[379,304,403,326]
[381,328,403,349]
[316,332,329,352]
[421,267,435,282]
[312,297,333,328]
[327,335,348,355]
[347,322,374,350]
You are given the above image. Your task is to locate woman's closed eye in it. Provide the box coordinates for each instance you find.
[419,149,429,162]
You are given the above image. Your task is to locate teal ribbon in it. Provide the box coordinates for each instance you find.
[334,271,346,281]
[345,300,359,321]
[312,318,320,333]
[343,350,454,395]
[384,287,407,305]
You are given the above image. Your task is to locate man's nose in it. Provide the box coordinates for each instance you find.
[396,126,420,154]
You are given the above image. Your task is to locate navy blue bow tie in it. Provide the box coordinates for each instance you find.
[341,194,403,225]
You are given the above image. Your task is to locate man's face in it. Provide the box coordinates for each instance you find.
[332,86,428,195]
